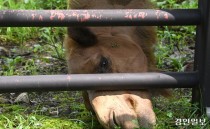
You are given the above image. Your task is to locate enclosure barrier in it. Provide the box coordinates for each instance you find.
[0,72,198,92]
[0,0,210,118]
[0,9,200,27]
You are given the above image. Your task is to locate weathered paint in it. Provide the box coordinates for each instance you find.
[0,9,200,27]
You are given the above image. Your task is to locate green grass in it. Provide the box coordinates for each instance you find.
[0,92,104,129]
[0,104,89,129]
[155,26,195,71]
[0,0,210,129]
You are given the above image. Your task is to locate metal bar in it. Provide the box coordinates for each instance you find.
[0,72,198,93]
[194,0,210,117]
[0,9,200,27]
[200,0,210,118]
[192,0,204,113]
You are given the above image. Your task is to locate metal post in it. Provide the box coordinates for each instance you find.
[202,0,210,118]
[194,0,210,117]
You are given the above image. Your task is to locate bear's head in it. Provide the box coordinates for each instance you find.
[65,26,157,129]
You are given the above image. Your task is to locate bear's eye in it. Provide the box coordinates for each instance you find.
[100,57,109,68]
[98,56,110,73]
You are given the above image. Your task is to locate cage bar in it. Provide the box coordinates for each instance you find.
[195,0,210,117]
[0,9,200,27]
[0,72,198,93]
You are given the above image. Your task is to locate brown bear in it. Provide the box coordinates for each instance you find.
[65,0,168,129]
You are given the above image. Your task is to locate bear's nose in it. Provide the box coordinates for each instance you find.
[88,90,156,129]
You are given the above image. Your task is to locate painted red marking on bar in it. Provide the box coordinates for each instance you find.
[57,12,65,20]
[50,11,56,20]
[138,12,147,19]
[32,14,35,20]
[164,13,169,19]
[80,11,91,22]
[39,15,43,21]
[50,11,66,21]
[155,10,161,19]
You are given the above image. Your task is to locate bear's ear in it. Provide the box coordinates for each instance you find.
[67,27,97,47]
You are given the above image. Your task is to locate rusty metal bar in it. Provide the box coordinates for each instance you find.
[0,9,200,27]
[0,72,198,93]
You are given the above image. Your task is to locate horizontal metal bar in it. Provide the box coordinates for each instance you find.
[0,72,198,93]
[0,9,200,27]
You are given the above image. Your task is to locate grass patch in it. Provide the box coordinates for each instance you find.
[0,104,89,129]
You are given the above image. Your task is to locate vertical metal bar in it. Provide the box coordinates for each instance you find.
[194,0,210,117]
[202,0,210,118]
[192,0,204,114]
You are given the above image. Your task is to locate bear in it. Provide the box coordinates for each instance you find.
[65,0,168,128]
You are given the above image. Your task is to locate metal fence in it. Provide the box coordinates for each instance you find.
[0,0,209,118]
